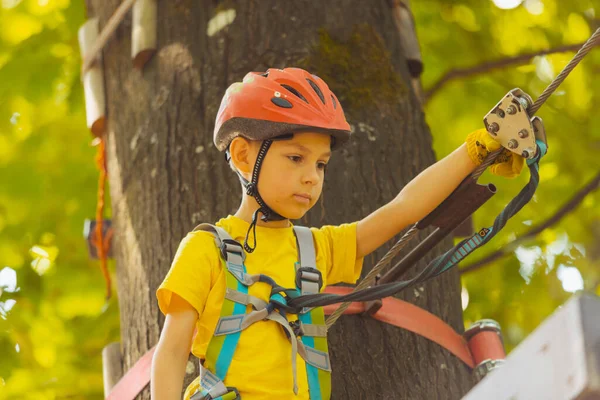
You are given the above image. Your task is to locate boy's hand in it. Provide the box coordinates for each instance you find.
[465,128,524,179]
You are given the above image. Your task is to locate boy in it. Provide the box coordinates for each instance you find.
[151,67,522,399]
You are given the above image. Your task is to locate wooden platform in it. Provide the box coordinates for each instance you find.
[463,293,600,400]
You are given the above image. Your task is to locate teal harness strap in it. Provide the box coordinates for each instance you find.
[213,258,247,379]
[429,139,549,277]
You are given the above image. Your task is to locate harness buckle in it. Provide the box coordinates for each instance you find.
[191,387,240,400]
[224,387,241,400]
[289,320,303,337]
[295,267,323,292]
[219,239,244,261]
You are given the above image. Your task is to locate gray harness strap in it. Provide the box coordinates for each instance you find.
[218,287,331,365]
[294,226,317,269]
[298,322,328,337]
[293,226,322,314]
[194,223,262,286]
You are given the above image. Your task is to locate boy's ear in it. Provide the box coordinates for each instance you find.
[229,136,254,174]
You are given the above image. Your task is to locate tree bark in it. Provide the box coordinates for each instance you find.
[85,0,475,398]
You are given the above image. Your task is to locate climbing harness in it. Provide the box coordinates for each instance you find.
[189,224,331,400]
[104,283,507,400]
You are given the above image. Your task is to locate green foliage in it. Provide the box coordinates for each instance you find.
[0,1,119,398]
[413,0,600,350]
[0,0,598,397]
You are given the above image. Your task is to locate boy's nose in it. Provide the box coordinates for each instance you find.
[302,167,320,186]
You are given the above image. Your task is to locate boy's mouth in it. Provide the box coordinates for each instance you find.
[293,193,312,204]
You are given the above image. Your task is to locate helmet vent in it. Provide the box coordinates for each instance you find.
[271,97,293,108]
[306,79,326,105]
[331,95,337,109]
[281,84,308,103]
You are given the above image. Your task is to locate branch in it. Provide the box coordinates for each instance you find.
[460,170,600,275]
[424,42,586,102]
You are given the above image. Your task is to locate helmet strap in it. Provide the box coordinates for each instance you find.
[234,139,287,253]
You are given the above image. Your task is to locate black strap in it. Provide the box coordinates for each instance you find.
[240,140,287,252]
[243,209,261,253]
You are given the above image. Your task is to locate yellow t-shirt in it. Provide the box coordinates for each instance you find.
[156,215,364,400]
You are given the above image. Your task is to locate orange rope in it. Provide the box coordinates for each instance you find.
[94,137,112,300]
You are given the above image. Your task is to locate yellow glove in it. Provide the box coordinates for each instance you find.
[465,129,524,179]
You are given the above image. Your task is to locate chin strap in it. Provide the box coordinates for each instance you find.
[228,139,287,253]
[243,209,261,253]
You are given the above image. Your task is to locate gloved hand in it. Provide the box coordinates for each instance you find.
[465,129,524,179]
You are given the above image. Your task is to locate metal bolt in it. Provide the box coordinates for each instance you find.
[522,147,535,159]
[517,97,529,110]
[508,139,519,149]
[506,105,517,115]
[497,109,505,118]
[474,359,506,381]
[518,129,529,138]
[487,122,499,135]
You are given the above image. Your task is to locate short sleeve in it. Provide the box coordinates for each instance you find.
[156,231,220,318]
[311,222,364,286]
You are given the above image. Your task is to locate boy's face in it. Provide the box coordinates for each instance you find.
[257,132,332,220]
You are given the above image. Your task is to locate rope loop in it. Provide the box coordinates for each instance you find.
[93,137,112,300]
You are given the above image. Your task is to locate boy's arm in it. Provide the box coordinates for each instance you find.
[356,143,476,259]
[151,293,198,400]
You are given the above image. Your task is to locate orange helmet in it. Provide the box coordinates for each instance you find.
[214,67,352,151]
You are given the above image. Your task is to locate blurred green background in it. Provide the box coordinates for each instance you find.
[0,0,598,398]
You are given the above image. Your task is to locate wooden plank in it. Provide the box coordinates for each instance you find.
[462,294,600,400]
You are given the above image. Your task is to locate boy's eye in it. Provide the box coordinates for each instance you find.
[287,155,328,170]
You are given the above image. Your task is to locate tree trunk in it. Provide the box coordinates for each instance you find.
[85,1,475,398]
